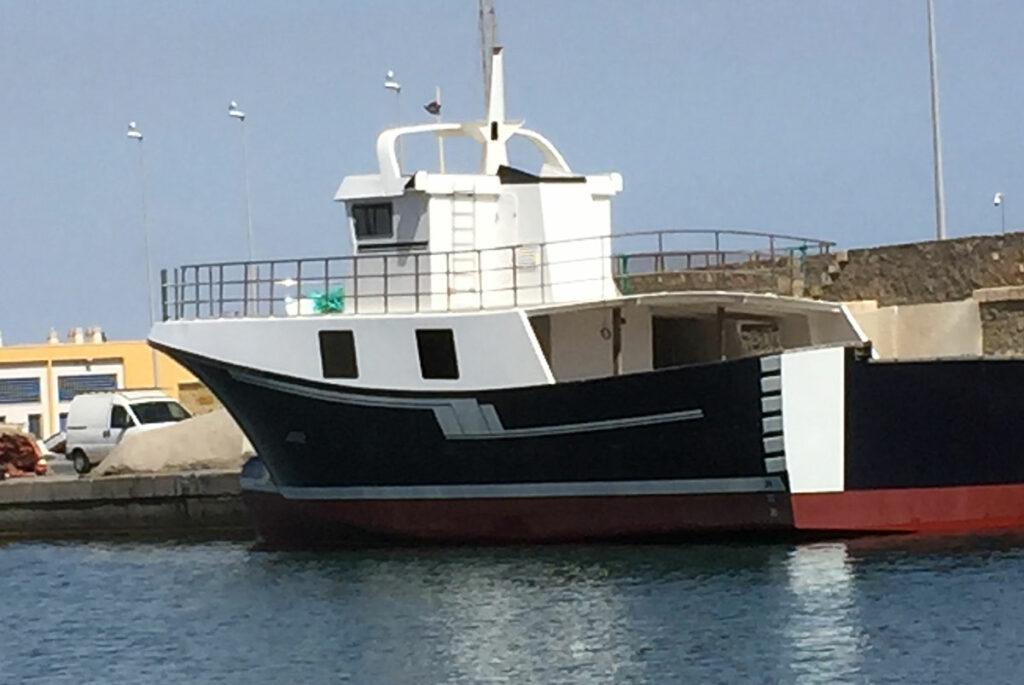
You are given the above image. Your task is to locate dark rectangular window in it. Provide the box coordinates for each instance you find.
[0,377,41,404]
[27,414,41,438]
[352,203,394,239]
[416,329,459,379]
[319,331,359,378]
[58,374,118,401]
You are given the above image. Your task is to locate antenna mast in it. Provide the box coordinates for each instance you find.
[479,0,498,107]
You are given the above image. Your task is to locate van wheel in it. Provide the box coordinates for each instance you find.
[72,450,91,475]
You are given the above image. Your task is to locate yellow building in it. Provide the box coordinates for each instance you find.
[0,331,216,438]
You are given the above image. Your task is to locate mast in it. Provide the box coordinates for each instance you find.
[479,0,498,108]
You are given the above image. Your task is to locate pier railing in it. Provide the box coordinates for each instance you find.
[160,228,832,320]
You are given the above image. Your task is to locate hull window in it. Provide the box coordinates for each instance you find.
[415,329,460,379]
[352,203,394,239]
[319,331,359,378]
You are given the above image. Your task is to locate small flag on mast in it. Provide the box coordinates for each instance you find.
[424,100,441,116]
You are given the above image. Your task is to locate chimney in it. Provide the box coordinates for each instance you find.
[47,328,59,344]
[68,327,85,344]
[86,326,104,343]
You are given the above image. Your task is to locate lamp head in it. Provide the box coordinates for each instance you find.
[228,101,246,120]
[126,121,143,140]
[994,192,1004,207]
[384,69,401,93]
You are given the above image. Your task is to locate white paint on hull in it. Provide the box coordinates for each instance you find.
[781,346,846,494]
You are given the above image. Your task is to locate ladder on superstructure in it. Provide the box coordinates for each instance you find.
[449,189,479,302]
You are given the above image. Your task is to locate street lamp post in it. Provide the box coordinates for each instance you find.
[125,121,160,388]
[994,192,1006,234]
[228,101,257,313]
[926,0,948,240]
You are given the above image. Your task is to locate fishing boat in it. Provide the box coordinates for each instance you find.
[150,42,1024,546]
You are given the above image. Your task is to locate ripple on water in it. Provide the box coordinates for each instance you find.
[3,535,1024,684]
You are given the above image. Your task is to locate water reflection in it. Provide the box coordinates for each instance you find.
[783,542,865,683]
[400,552,649,682]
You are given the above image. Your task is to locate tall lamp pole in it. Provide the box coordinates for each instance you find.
[125,121,160,388]
[994,192,1005,234]
[926,0,948,240]
[228,101,257,313]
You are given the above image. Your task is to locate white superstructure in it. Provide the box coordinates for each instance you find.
[152,45,867,395]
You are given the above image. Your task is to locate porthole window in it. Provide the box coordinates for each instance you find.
[415,329,459,379]
[319,330,359,378]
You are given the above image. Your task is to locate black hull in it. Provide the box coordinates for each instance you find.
[156,342,1024,543]
[172,350,776,489]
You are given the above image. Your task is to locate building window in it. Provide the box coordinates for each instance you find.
[0,378,41,404]
[352,203,394,239]
[415,329,459,380]
[58,374,118,402]
[27,414,41,438]
[59,413,68,431]
[318,331,358,379]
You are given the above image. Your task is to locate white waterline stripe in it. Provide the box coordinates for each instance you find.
[241,476,787,500]
[448,409,704,440]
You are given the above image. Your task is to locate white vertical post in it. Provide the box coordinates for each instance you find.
[126,122,160,388]
[228,102,257,313]
[927,0,947,240]
[435,86,446,173]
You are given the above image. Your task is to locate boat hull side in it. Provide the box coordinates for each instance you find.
[792,484,1024,533]
[242,488,793,546]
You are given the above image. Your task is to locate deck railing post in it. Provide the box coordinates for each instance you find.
[159,269,168,321]
[512,246,518,307]
[539,245,546,303]
[296,260,303,316]
[269,262,276,317]
[174,267,182,319]
[383,255,389,313]
[446,252,452,312]
[414,253,421,313]
[477,248,483,310]
[207,265,214,317]
[352,257,358,314]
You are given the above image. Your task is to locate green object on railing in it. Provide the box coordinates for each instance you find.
[306,286,345,313]
[615,254,632,294]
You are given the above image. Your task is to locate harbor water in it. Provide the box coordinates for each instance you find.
[3,535,1024,684]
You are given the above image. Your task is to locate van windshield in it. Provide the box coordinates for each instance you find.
[131,401,190,425]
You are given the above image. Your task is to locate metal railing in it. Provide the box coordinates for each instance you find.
[160,228,832,321]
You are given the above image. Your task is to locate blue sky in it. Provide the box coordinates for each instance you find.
[1,1,1022,343]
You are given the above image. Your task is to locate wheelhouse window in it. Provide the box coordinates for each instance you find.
[352,203,394,239]
[416,329,459,380]
[319,330,359,379]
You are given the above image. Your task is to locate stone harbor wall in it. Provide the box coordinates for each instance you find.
[821,233,1024,305]
[624,232,1024,358]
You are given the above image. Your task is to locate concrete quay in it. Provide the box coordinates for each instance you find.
[0,470,253,540]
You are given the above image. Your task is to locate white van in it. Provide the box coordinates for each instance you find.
[65,390,191,474]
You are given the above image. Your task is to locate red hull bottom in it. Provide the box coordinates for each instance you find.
[242,491,792,546]
[792,483,1024,533]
